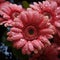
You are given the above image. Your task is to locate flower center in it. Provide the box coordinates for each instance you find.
[12,12,20,19]
[44,12,52,19]
[28,28,34,35]
[23,26,38,41]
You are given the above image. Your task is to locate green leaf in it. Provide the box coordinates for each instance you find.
[22,1,29,8]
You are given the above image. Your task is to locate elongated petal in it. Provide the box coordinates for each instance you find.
[32,40,41,50]
[13,39,27,49]
[28,41,34,51]
[22,43,28,55]
[11,27,22,33]
[39,36,51,45]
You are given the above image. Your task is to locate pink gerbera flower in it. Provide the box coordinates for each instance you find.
[30,1,60,37]
[0,3,24,26]
[7,10,55,55]
[30,1,57,24]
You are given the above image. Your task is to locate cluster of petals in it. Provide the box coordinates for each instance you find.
[0,1,24,27]
[46,0,60,6]
[29,0,60,59]
[29,45,60,60]
[7,9,55,55]
[30,1,60,38]
[0,1,10,25]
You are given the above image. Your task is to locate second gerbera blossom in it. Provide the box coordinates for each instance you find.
[30,1,60,38]
[30,1,57,24]
[0,3,24,27]
[7,10,55,55]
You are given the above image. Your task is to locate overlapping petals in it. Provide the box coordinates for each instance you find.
[29,45,59,60]
[0,1,10,25]
[7,10,55,55]
[30,1,60,38]
[46,0,60,6]
[30,1,57,24]
[0,3,24,26]
[55,7,60,37]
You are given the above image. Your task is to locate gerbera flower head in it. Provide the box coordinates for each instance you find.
[0,3,24,27]
[30,1,57,24]
[30,1,60,37]
[7,10,55,55]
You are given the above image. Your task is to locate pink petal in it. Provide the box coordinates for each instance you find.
[7,31,16,37]
[45,34,53,39]
[40,28,54,34]
[9,4,23,12]
[39,16,49,28]
[0,10,10,19]
[13,18,24,28]
[11,27,22,33]
[28,41,34,52]
[1,5,11,15]
[33,2,39,6]
[32,40,41,50]
[32,11,41,24]
[38,40,44,48]
[20,11,28,24]
[13,39,27,49]
[26,11,33,23]
[55,21,60,28]
[8,33,23,41]
[39,36,51,45]
[22,43,28,55]
[30,4,39,11]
